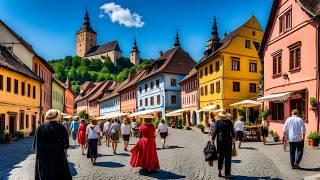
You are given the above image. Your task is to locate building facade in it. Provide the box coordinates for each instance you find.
[179,68,199,125]
[52,78,65,112]
[0,46,42,136]
[64,78,75,116]
[196,16,263,121]
[259,0,320,136]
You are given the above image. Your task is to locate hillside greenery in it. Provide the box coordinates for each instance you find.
[49,56,150,94]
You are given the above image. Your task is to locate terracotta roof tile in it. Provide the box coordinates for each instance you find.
[85,40,121,57]
[88,80,117,101]
[297,0,320,16]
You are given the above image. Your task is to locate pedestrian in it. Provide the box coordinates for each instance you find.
[212,110,235,179]
[110,119,121,154]
[33,109,71,180]
[157,119,168,149]
[98,120,104,146]
[103,119,112,147]
[260,120,269,145]
[121,118,131,151]
[78,118,87,155]
[86,118,101,165]
[62,118,70,135]
[209,113,216,136]
[234,116,245,149]
[70,116,79,147]
[283,109,306,169]
[130,117,160,172]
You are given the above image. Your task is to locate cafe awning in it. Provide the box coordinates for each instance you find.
[166,108,190,117]
[96,112,128,120]
[257,92,291,102]
[128,108,162,117]
[230,100,262,108]
[197,105,217,112]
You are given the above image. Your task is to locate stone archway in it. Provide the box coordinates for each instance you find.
[191,111,197,125]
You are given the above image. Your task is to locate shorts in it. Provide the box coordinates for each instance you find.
[122,134,130,141]
[260,128,268,137]
[72,131,77,140]
[110,132,119,141]
[160,132,168,139]
[235,131,243,141]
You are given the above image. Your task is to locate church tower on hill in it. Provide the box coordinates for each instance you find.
[130,38,140,65]
[76,9,97,57]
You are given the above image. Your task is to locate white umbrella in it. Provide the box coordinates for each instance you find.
[230,100,262,122]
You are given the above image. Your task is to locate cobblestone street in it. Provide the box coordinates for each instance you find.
[1,128,320,180]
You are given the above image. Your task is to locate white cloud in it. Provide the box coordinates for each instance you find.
[100,2,145,28]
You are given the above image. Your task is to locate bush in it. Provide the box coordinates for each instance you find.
[259,109,272,118]
[184,125,192,130]
[78,110,86,118]
[271,131,279,138]
[310,97,318,108]
[0,129,4,141]
[153,119,160,129]
[14,131,24,138]
[308,131,320,141]
[196,124,204,129]
[237,108,246,117]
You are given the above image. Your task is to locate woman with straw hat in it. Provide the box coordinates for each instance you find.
[86,118,101,165]
[211,110,235,179]
[130,117,160,172]
[33,109,71,180]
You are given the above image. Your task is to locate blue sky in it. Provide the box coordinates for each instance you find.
[0,0,273,61]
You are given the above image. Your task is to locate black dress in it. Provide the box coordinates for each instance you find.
[212,119,235,176]
[33,121,72,180]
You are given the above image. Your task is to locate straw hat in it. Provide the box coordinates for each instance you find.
[46,109,61,121]
[217,110,231,120]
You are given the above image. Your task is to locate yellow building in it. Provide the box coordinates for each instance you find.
[0,46,42,136]
[52,77,65,112]
[196,16,263,120]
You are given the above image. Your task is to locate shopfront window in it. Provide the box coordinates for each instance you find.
[290,91,306,121]
[271,102,284,120]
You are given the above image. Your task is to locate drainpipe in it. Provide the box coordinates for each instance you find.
[316,23,320,132]
[39,85,43,124]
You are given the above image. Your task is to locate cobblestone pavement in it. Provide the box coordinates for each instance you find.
[0,128,288,180]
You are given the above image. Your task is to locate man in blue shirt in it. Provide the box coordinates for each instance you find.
[283,109,306,169]
[70,116,80,146]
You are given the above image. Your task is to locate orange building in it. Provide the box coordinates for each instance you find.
[64,78,75,115]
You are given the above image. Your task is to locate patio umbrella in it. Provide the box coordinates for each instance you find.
[229,100,262,122]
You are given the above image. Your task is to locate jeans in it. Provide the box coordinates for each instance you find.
[218,152,232,176]
[289,141,304,167]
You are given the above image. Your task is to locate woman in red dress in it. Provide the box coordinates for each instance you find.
[130,118,160,171]
[78,119,87,155]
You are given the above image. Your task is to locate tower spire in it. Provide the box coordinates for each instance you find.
[83,8,91,27]
[131,37,139,53]
[174,31,180,47]
[211,16,220,43]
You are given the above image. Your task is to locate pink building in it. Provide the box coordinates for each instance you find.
[179,68,199,125]
[259,0,320,137]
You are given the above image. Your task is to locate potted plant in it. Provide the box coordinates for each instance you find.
[272,131,279,142]
[184,124,192,130]
[177,119,183,129]
[4,133,12,143]
[307,131,320,147]
[196,124,205,133]
[259,109,272,120]
[310,97,318,110]
[14,131,24,139]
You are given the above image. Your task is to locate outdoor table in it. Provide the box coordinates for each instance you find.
[243,125,262,142]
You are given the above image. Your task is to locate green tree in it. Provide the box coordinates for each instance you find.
[64,56,73,68]
[100,66,109,73]
[90,59,103,71]
[68,67,77,79]
[80,58,91,67]
[72,56,81,68]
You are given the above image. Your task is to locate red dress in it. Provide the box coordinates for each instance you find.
[77,123,87,145]
[130,123,160,170]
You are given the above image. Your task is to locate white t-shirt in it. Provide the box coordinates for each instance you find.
[158,123,168,133]
[283,115,306,142]
[86,125,101,139]
[131,122,137,129]
[234,120,244,132]
[121,124,131,135]
[103,121,111,132]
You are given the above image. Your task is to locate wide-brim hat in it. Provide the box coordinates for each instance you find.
[217,110,231,120]
[46,109,61,121]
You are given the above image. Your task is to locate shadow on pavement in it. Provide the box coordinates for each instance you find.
[232,176,282,179]
[239,147,257,150]
[139,169,186,179]
[68,162,78,176]
[264,142,282,146]
[95,162,125,168]
[298,167,320,171]
[116,153,130,157]
[231,160,242,163]
[97,153,114,157]
[157,146,185,150]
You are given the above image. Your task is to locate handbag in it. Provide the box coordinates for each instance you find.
[232,145,237,156]
[203,141,218,161]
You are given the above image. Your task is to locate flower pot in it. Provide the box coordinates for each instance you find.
[4,134,12,143]
[200,127,205,133]
[177,125,183,129]
[308,139,319,147]
[309,107,318,111]
[273,136,279,142]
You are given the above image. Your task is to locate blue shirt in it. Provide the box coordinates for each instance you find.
[70,121,79,132]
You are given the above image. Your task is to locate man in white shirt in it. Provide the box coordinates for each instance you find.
[234,116,245,149]
[283,109,306,169]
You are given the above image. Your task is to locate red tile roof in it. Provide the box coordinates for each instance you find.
[179,68,198,84]
[88,80,117,102]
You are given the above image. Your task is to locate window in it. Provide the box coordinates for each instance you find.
[210,83,214,94]
[232,59,240,71]
[35,63,38,75]
[6,77,11,92]
[20,111,24,130]
[200,70,203,78]
[157,95,160,105]
[201,87,204,96]
[139,99,142,107]
[279,10,292,33]
[271,102,284,120]
[253,41,260,51]
[145,98,148,106]
[245,40,251,49]
[171,95,177,104]
[249,83,256,93]
[150,96,154,106]
[209,64,213,74]
[252,31,256,36]
[233,82,240,92]
[205,67,208,76]
[139,87,142,93]
[171,79,177,86]
[26,114,29,129]
[249,62,257,72]
[0,75,3,90]
[150,82,154,89]
[21,82,25,96]
[156,79,160,88]
[215,61,220,71]
[27,84,31,97]
[272,54,282,75]
[289,45,301,70]
[144,84,148,92]
[205,85,208,95]
[216,81,221,92]
[14,79,18,94]
[0,114,5,130]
